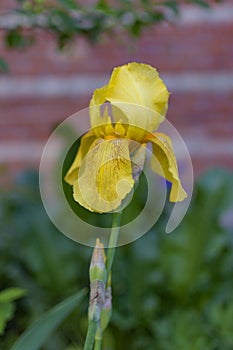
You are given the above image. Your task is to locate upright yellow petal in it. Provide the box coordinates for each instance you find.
[106,63,169,140]
[73,138,134,213]
[89,85,109,137]
[148,133,187,202]
[64,130,96,185]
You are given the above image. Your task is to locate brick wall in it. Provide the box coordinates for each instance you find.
[0,2,233,178]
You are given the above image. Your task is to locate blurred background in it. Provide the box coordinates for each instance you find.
[0,1,233,349]
[1,0,233,176]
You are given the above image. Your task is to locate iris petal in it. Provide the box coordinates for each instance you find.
[106,63,169,140]
[64,130,96,185]
[65,63,187,211]
[89,85,109,137]
[73,139,134,213]
[148,132,187,202]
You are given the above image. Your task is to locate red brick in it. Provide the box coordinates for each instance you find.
[0,96,90,140]
[192,156,233,177]
[1,22,232,76]
[1,91,232,141]
[167,92,233,140]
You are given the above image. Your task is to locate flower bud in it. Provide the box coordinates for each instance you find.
[100,285,112,332]
[88,239,107,323]
[89,238,106,283]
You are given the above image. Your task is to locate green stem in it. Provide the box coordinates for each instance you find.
[83,211,122,350]
[94,331,102,350]
[93,211,122,350]
[83,320,97,350]
[106,211,122,281]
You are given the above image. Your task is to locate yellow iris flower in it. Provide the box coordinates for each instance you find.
[65,62,187,213]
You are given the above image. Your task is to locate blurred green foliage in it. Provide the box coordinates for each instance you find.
[10,289,86,350]
[0,167,233,349]
[0,288,26,336]
[0,0,219,70]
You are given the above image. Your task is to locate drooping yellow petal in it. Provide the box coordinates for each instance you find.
[147,132,187,202]
[71,168,94,212]
[106,63,169,141]
[73,138,134,213]
[64,130,96,185]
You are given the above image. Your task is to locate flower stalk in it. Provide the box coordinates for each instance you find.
[84,211,121,350]
[106,211,122,281]
[93,326,102,350]
[83,320,98,350]
[84,239,106,350]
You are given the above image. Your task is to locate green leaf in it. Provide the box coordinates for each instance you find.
[0,288,26,303]
[57,0,79,10]
[0,303,14,335]
[0,288,26,335]
[6,29,34,49]
[10,289,87,350]
[191,0,210,8]
[163,1,179,15]
[0,58,9,73]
